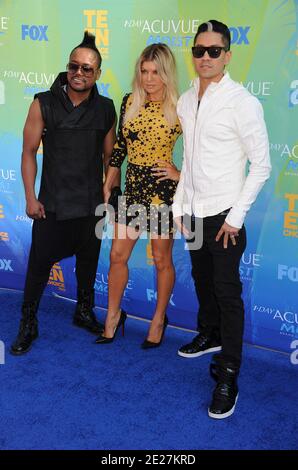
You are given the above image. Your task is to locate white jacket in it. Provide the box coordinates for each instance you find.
[172,72,271,228]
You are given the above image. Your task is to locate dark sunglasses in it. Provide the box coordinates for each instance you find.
[192,45,228,59]
[67,62,97,77]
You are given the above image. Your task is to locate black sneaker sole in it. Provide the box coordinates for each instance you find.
[208,394,239,419]
[10,343,34,356]
[178,345,222,358]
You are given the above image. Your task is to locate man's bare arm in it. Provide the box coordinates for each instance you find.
[22,98,46,219]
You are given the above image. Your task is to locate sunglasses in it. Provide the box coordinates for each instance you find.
[67,62,97,77]
[192,45,228,59]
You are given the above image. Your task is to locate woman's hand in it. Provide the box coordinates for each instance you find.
[174,216,190,238]
[103,166,121,204]
[151,160,180,182]
[103,183,112,205]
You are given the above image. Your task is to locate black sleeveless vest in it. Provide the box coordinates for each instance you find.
[36,72,115,220]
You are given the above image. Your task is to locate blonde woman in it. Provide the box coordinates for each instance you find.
[96,43,181,348]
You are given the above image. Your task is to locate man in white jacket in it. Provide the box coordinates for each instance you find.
[173,20,271,419]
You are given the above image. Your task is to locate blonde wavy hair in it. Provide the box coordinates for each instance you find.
[124,43,179,127]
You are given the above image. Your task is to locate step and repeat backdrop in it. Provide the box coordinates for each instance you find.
[0,0,297,353]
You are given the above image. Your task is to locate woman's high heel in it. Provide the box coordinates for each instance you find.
[141,315,168,349]
[95,309,127,344]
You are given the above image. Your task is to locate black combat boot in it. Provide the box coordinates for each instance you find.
[208,355,239,419]
[10,301,39,355]
[73,288,104,334]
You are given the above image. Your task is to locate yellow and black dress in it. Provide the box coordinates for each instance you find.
[110,93,181,234]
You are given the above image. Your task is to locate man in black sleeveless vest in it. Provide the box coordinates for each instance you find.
[11,32,117,355]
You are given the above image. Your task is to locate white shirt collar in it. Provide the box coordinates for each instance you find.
[193,71,230,95]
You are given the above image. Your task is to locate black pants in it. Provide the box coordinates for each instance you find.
[24,212,102,302]
[186,212,246,367]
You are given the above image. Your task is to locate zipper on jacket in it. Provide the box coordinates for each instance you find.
[190,101,200,214]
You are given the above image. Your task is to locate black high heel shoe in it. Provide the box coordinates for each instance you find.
[95,310,127,344]
[141,315,168,349]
